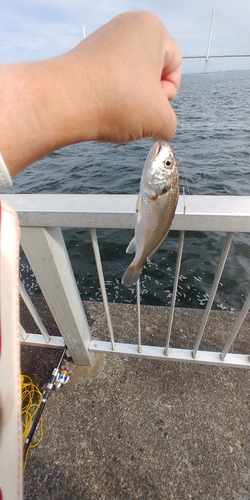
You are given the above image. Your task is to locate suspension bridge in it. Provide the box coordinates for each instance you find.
[172,7,250,72]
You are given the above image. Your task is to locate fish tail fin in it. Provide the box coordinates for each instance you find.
[122,264,142,287]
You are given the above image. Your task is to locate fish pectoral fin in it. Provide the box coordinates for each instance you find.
[147,245,160,262]
[147,236,168,263]
[136,195,144,223]
[126,237,137,254]
[146,250,156,263]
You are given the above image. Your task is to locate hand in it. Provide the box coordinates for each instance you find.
[0,11,182,177]
[72,11,182,143]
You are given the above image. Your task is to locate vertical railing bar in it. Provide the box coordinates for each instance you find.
[136,280,142,353]
[19,279,51,343]
[193,231,234,358]
[165,230,185,355]
[89,228,115,350]
[221,292,250,361]
[20,324,28,340]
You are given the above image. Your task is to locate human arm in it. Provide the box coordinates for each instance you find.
[0,11,182,178]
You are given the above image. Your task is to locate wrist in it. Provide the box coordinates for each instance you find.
[0,53,99,177]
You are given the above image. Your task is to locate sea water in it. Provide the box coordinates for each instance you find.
[6,71,250,310]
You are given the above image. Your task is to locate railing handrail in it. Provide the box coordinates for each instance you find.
[1,194,250,232]
[2,193,249,367]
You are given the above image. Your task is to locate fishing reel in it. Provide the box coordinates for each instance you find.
[55,366,69,390]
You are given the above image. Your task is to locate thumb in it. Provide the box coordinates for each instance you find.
[152,38,181,141]
[152,92,178,142]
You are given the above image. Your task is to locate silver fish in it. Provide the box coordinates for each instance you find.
[122,142,179,287]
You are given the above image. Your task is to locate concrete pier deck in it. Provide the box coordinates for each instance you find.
[21,301,249,500]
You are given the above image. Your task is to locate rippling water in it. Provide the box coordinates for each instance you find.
[6,71,250,310]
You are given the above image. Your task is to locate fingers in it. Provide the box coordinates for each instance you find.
[157,63,181,141]
[67,11,182,144]
[161,31,182,96]
[153,102,178,143]
[161,64,182,101]
[149,30,182,141]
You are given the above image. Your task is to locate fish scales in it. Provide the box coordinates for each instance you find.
[122,142,179,287]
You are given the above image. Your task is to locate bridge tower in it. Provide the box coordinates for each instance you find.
[204,6,215,72]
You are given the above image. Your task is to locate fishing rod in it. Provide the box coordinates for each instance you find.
[23,345,68,459]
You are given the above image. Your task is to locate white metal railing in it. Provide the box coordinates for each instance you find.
[2,193,250,368]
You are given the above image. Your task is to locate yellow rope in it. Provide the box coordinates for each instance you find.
[21,375,43,470]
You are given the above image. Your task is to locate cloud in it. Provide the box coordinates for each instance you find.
[0,0,249,72]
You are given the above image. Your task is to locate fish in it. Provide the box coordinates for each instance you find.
[122,142,179,287]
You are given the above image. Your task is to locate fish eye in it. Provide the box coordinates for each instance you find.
[164,158,172,168]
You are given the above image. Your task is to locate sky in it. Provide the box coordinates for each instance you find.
[1,0,250,73]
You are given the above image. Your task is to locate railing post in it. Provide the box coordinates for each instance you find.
[0,201,23,500]
[20,226,93,365]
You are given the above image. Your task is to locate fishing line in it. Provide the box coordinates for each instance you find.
[21,375,44,471]
[195,58,227,182]
[167,42,229,308]
[173,7,242,193]
[173,64,226,202]
[172,10,229,192]
[182,61,227,194]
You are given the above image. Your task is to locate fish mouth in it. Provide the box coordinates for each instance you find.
[154,142,169,159]
[155,143,162,158]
